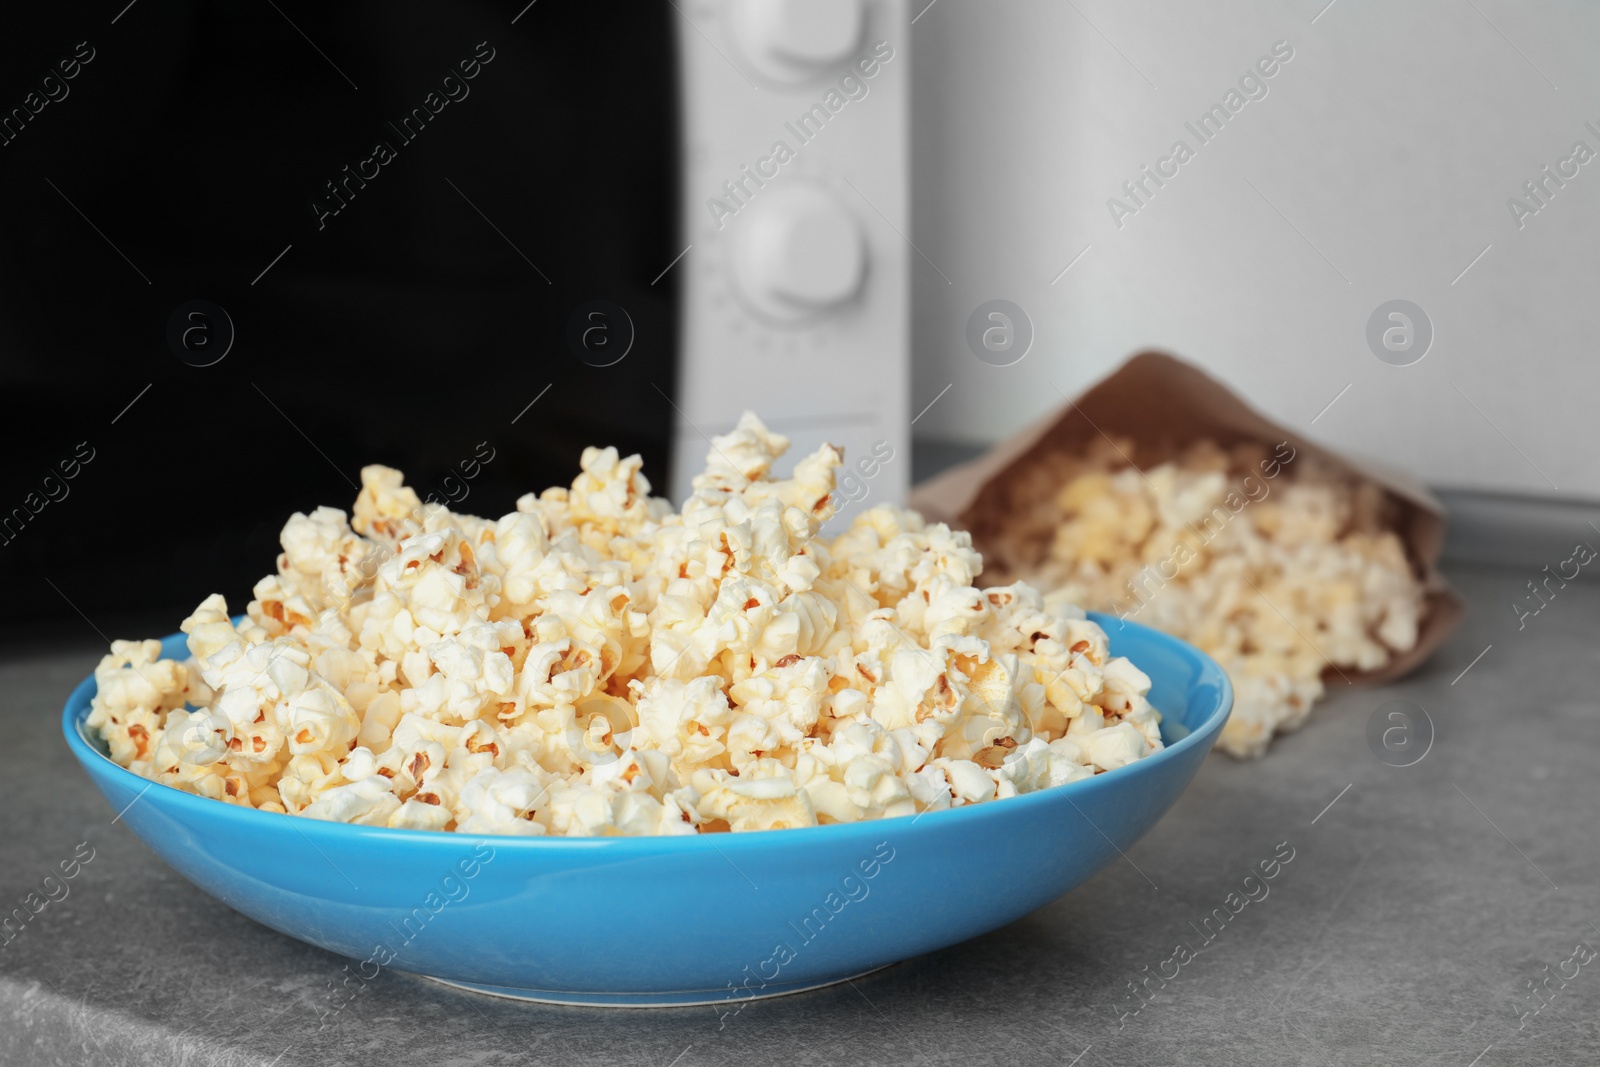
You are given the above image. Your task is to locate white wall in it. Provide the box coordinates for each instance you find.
[910,0,1600,500]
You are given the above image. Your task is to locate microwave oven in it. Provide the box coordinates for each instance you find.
[0,0,909,631]
[665,0,910,503]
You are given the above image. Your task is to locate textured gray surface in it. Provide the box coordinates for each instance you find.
[2,563,1597,1067]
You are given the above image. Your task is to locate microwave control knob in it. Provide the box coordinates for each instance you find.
[728,182,865,323]
[730,0,864,82]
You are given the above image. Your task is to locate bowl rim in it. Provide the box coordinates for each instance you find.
[61,611,1232,855]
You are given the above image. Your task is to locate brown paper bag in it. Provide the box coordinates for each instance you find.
[909,351,1464,687]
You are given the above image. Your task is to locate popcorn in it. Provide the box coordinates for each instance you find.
[302,776,400,826]
[455,767,553,836]
[87,414,1163,836]
[987,437,1426,759]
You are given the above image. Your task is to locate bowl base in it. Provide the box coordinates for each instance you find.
[419,965,889,1008]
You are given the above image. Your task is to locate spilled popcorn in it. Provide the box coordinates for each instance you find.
[87,414,1162,836]
[984,436,1425,759]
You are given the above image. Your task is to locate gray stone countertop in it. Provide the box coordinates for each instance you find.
[2,562,1597,1067]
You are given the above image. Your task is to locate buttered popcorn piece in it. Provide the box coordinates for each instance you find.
[988,436,1426,759]
[87,413,1163,835]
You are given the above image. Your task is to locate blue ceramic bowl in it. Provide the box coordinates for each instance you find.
[63,613,1230,1007]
